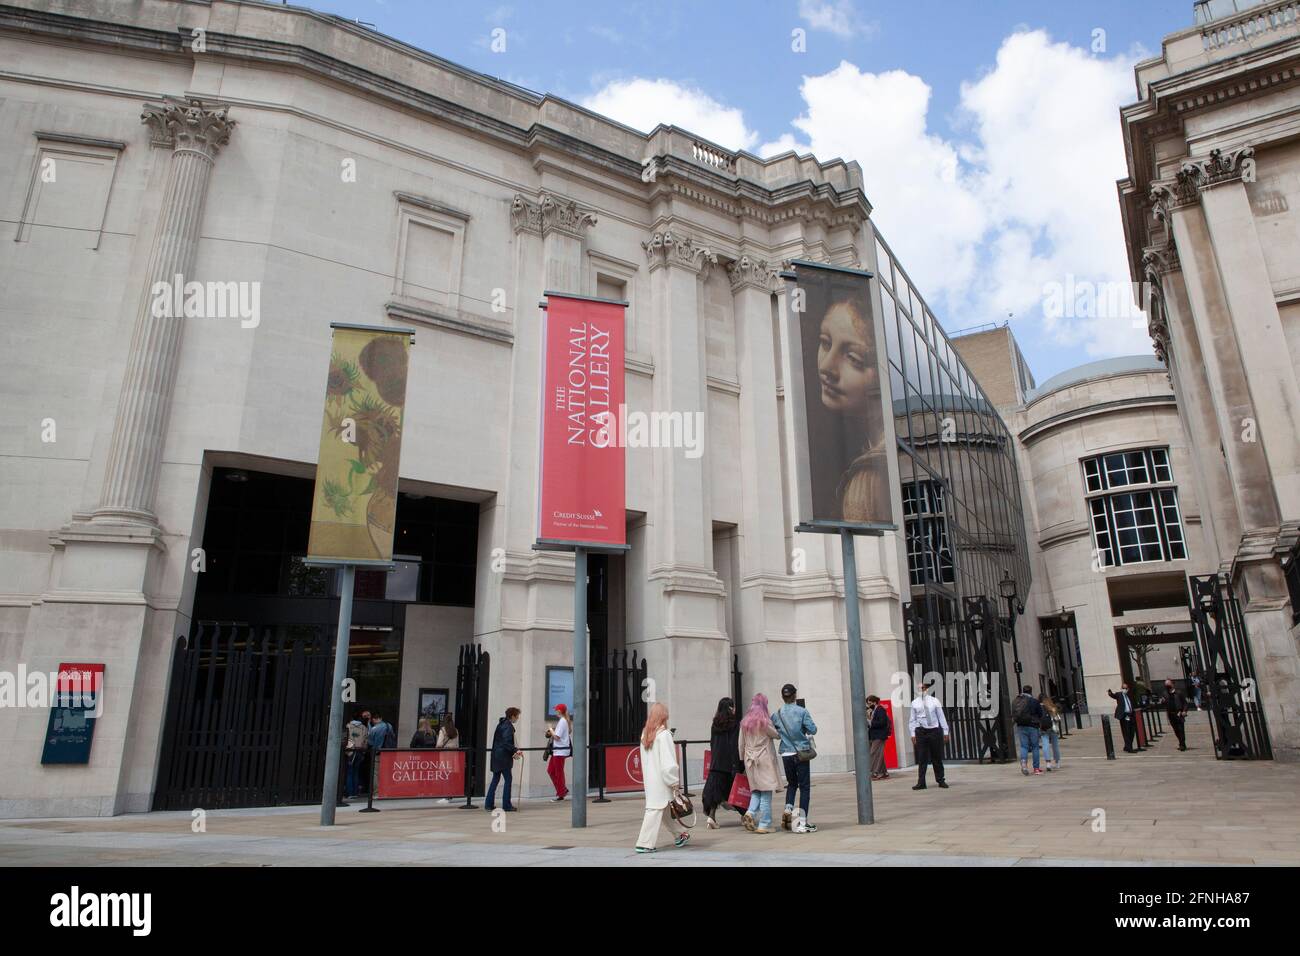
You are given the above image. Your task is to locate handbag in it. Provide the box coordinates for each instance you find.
[775,708,817,763]
[668,787,696,828]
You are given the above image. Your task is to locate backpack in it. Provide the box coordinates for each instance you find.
[381,722,396,749]
[1011,694,1033,727]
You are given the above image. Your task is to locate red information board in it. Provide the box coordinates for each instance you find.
[537,293,626,548]
[374,749,465,799]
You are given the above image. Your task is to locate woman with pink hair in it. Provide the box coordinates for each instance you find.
[738,693,782,833]
[634,702,689,853]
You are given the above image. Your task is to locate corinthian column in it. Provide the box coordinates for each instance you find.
[93,97,235,525]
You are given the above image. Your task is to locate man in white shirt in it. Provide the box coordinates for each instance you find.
[908,680,950,790]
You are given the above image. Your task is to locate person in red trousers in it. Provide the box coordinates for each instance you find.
[546,704,572,801]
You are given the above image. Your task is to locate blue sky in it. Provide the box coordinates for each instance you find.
[316,0,1193,382]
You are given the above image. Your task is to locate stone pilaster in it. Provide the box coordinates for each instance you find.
[1143,247,1241,570]
[93,97,235,525]
[633,228,727,739]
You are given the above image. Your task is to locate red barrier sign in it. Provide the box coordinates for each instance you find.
[602,743,687,793]
[537,293,626,548]
[375,749,465,799]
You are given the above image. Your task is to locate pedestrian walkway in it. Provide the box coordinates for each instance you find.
[2,713,1296,866]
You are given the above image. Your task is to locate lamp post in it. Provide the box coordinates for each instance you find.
[999,570,1024,688]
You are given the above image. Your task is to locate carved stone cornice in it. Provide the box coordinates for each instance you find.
[726,255,779,293]
[1183,146,1255,191]
[642,230,717,275]
[141,96,235,159]
[510,191,598,238]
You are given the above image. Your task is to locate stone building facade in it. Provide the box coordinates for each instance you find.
[1118,0,1300,759]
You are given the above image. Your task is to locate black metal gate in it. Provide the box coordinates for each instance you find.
[904,596,1010,762]
[454,643,491,795]
[589,649,648,783]
[153,622,333,810]
[1188,573,1272,759]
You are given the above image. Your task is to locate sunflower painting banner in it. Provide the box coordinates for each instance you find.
[306,325,412,563]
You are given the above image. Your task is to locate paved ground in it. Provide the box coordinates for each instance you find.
[3,715,1297,866]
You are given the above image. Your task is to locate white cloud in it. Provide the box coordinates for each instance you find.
[760,31,1150,359]
[581,77,758,150]
[798,0,873,39]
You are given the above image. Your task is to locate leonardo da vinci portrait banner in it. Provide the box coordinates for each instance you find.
[784,261,895,533]
[307,324,413,563]
[537,293,626,548]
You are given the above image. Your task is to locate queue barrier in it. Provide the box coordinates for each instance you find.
[342,739,713,813]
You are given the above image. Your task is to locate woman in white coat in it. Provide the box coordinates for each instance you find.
[635,702,690,853]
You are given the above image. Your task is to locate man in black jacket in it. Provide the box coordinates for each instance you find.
[1012,686,1045,775]
[485,707,522,812]
[1108,684,1137,752]
[866,695,891,780]
[1162,679,1189,751]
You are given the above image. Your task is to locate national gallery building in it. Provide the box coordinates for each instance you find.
[1,0,1295,817]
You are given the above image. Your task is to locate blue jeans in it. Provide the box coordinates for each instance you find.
[1041,730,1060,764]
[485,769,513,810]
[782,755,811,813]
[1016,725,1041,768]
[345,752,360,797]
[746,790,773,829]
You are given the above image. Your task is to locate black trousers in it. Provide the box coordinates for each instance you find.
[1118,715,1136,751]
[915,727,945,784]
[1168,713,1186,748]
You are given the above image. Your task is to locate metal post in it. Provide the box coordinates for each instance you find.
[1101,716,1116,759]
[320,564,355,826]
[840,529,875,825]
[572,546,588,828]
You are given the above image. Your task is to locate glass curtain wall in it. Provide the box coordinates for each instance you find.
[875,229,1032,758]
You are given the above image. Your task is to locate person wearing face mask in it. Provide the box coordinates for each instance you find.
[485,707,523,812]
[816,298,888,523]
[1108,683,1138,753]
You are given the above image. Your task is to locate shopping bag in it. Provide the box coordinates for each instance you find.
[728,772,751,809]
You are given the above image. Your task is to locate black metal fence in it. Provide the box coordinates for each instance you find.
[1188,573,1272,760]
[454,643,491,795]
[154,622,333,810]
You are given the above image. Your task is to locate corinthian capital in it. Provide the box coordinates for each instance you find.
[1183,146,1256,190]
[726,255,778,293]
[642,230,717,275]
[1150,169,1201,221]
[539,192,598,238]
[142,96,235,159]
[511,194,543,235]
[1141,245,1180,283]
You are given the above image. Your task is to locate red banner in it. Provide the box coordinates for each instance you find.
[537,294,626,547]
[374,749,465,799]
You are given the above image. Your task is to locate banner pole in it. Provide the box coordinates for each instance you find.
[840,530,875,825]
[572,546,588,829]
[320,563,355,826]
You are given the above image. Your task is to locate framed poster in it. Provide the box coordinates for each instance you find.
[783,261,896,534]
[545,666,574,718]
[417,687,448,723]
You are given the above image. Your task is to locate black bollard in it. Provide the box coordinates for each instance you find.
[1101,715,1116,759]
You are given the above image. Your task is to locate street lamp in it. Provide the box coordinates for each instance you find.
[999,570,1024,684]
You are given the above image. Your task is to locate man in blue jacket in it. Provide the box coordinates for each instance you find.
[772,683,818,833]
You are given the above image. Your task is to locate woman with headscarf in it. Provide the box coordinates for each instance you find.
[738,692,782,834]
[701,697,742,829]
[634,702,689,853]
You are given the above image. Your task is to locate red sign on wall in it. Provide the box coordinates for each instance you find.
[537,294,626,548]
[374,749,465,799]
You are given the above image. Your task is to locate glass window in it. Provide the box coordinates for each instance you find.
[1152,447,1173,483]
[1159,489,1187,560]
[1089,498,1114,568]
[881,291,900,368]
[874,238,894,290]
